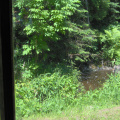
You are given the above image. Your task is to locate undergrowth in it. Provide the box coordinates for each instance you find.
[15,67,83,119]
[15,67,120,120]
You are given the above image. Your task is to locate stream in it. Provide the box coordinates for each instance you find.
[81,69,114,91]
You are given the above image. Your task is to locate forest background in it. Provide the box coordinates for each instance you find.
[13,0,120,78]
[13,0,120,119]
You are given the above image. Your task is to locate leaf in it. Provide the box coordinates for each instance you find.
[22,45,32,55]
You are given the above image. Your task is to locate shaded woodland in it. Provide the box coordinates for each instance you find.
[13,0,120,79]
[13,1,120,119]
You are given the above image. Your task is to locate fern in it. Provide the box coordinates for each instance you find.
[100,26,120,60]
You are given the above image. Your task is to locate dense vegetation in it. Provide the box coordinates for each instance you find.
[13,0,120,119]
[16,70,120,119]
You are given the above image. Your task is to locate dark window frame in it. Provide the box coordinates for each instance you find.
[0,0,15,119]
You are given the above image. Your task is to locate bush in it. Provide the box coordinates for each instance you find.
[102,73,120,103]
[15,69,84,119]
[16,69,120,119]
[100,26,120,60]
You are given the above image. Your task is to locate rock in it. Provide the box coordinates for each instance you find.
[113,65,120,74]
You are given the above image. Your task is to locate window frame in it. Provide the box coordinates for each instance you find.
[0,0,15,119]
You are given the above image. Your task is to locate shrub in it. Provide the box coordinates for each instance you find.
[15,69,83,119]
[100,26,120,60]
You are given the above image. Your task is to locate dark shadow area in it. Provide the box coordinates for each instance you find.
[0,0,15,119]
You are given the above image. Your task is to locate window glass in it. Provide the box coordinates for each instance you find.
[13,0,120,119]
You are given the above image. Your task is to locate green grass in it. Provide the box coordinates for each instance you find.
[15,68,120,120]
[22,105,120,120]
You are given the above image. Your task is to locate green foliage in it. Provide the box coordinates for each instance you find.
[14,0,81,55]
[15,68,83,119]
[102,74,120,103]
[13,0,120,68]
[89,0,110,21]
[72,73,120,109]
[13,0,87,73]
[67,27,97,63]
[89,1,120,30]
[100,26,120,60]
[108,2,120,22]
[13,0,120,119]
[16,69,120,119]
[114,58,120,65]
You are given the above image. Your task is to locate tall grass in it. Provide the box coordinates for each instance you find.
[15,68,120,120]
[15,67,83,119]
[77,73,120,108]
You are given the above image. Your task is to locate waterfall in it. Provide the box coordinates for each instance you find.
[85,0,90,25]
